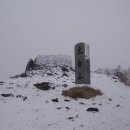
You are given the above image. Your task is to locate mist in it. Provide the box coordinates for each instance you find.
[0,0,130,79]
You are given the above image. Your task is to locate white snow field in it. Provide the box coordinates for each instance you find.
[0,72,130,130]
[0,55,130,130]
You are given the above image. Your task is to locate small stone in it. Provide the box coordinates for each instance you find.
[23,97,27,101]
[62,84,68,88]
[115,104,120,107]
[52,98,59,102]
[57,107,62,109]
[79,102,85,105]
[108,98,112,101]
[64,99,70,102]
[65,107,70,110]
[68,117,74,120]
[34,82,51,90]
[51,87,55,90]
[87,107,99,112]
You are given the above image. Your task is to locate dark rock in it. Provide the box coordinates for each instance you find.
[47,73,53,76]
[115,104,120,107]
[23,97,27,101]
[51,87,55,90]
[64,99,71,102]
[65,107,70,110]
[87,107,99,112]
[57,107,62,109]
[52,98,59,102]
[1,93,14,97]
[62,73,69,77]
[34,82,51,90]
[61,66,69,72]
[62,84,68,88]
[79,102,85,105]
[68,117,74,120]
[16,95,22,98]
[70,67,75,72]
[0,81,5,85]
[25,58,34,72]
[108,98,112,101]
[112,76,118,79]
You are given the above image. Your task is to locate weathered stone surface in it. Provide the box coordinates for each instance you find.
[75,42,90,84]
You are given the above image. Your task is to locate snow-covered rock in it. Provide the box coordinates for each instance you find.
[12,55,74,78]
[25,55,73,71]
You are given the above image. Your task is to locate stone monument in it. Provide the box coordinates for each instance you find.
[75,42,90,84]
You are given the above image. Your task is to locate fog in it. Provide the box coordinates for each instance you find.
[0,0,130,79]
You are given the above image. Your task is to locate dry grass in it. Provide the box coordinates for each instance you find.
[62,86,102,99]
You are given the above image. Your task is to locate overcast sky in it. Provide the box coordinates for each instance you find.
[0,0,130,79]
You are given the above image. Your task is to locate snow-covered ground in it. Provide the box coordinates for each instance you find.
[0,70,130,130]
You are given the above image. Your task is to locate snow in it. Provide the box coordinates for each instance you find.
[34,55,73,68]
[0,71,130,130]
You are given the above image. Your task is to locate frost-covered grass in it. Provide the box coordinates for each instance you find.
[0,72,130,130]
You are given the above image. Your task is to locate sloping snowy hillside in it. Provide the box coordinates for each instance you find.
[0,55,130,130]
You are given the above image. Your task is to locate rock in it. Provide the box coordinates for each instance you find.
[47,73,53,76]
[86,107,99,112]
[57,107,62,109]
[62,84,68,88]
[65,107,70,110]
[51,87,55,90]
[11,55,74,78]
[61,66,69,72]
[23,97,27,101]
[68,117,74,120]
[1,93,14,97]
[62,86,102,99]
[25,58,34,72]
[115,104,120,107]
[0,81,5,85]
[79,102,85,105]
[108,98,112,101]
[34,55,72,70]
[34,82,51,90]
[52,98,59,102]
[62,73,69,77]
[64,99,71,102]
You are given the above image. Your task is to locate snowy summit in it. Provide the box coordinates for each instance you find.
[0,55,130,130]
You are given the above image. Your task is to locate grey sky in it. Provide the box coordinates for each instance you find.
[0,0,130,79]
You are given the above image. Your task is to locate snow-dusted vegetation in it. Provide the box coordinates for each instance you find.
[95,65,130,86]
